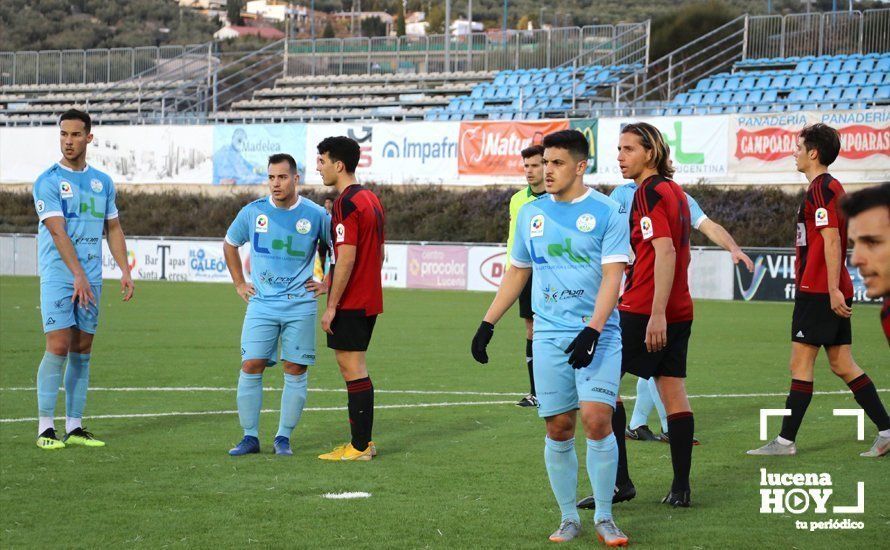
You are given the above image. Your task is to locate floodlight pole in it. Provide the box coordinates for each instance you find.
[445,0,451,71]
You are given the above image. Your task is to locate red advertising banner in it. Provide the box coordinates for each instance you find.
[458,120,569,176]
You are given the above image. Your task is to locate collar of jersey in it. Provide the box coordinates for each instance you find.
[267,195,301,211]
[548,188,592,204]
[526,186,545,198]
[56,162,90,174]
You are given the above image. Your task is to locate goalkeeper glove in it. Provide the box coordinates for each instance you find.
[471,321,495,364]
[564,327,600,369]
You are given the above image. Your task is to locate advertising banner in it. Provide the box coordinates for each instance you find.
[730,110,890,180]
[371,122,459,184]
[304,124,376,184]
[732,248,876,303]
[213,123,307,185]
[569,118,598,173]
[596,115,729,183]
[382,243,408,288]
[0,126,59,183]
[467,245,508,291]
[406,244,468,289]
[458,120,569,176]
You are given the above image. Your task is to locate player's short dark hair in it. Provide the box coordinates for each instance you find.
[521,144,544,159]
[268,153,297,174]
[840,182,890,219]
[59,109,91,133]
[542,130,589,162]
[317,136,361,173]
[799,123,841,167]
[620,122,675,179]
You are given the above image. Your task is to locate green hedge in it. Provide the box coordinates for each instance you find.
[0,185,803,248]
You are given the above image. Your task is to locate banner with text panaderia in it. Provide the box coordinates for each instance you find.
[213,123,307,185]
[594,115,729,184]
[457,120,569,178]
[730,109,890,183]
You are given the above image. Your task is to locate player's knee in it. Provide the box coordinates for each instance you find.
[283,362,307,375]
[45,332,71,356]
[545,416,575,440]
[583,419,612,440]
[241,359,267,374]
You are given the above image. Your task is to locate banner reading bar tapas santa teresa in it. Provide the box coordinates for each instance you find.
[730,109,890,182]
[457,120,569,176]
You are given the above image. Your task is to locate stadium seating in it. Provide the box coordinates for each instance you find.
[664,53,890,115]
[424,63,643,120]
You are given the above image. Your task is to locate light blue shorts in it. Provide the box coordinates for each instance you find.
[533,326,622,418]
[40,281,102,334]
[240,301,316,366]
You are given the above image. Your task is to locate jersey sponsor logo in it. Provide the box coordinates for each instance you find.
[796,223,807,246]
[35,199,45,213]
[530,239,590,266]
[46,317,56,326]
[576,213,596,233]
[336,223,346,243]
[60,181,74,198]
[530,214,545,238]
[90,179,103,193]
[542,285,585,303]
[255,214,269,233]
[640,216,653,240]
[296,218,312,234]
[79,197,105,219]
[814,207,829,227]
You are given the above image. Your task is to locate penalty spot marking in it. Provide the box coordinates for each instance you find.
[323,492,372,500]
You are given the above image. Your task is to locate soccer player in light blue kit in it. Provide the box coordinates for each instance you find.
[471,130,630,546]
[610,184,753,443]
[33,109,135,450]
[223,153,331,456]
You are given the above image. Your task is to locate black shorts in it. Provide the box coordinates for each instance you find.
[326,310,378,352]
[791,293,852,347]
[620,311,692,380]
[518,276,533,320]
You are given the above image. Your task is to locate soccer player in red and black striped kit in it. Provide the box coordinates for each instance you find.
[843,183,890,347]
[748,125,889,459]
[315,136,386,462]
[617,122,696,508]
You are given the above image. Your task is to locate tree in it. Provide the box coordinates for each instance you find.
[322,18,336,38]
[396,1,407,36]
[361,16,388,37]
[227,0,243,26]
[426,2,445,34]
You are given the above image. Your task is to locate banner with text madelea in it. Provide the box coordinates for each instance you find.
[213,124,307,185]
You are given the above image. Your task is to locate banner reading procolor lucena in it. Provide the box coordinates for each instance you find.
[213,124,307,185]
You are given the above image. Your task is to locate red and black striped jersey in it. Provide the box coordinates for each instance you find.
[331,184,385,315]
[619,175,694,322]
[795,174,853,298]
[882,297,889,346]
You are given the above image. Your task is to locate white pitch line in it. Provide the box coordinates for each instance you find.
[0,387,520,397]
[0,400,518,424]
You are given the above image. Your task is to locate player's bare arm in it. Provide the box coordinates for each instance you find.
[588,262,626,332]
[43,216,93,308]
[648,237,676,352]
[821,227,852,318]
[223,242,255,303]
[482,264,531,326]
[104,217,134,301]
[322,243,356,334]
[698,219,754,272]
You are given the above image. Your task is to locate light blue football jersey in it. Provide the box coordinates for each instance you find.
[609,182,707,229]
[226,195,331,315]
[511,189,630,337]
[33,163,118,285]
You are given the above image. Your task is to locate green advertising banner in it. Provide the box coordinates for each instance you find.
[570,118,598,173]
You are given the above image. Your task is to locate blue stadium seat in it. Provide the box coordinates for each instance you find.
[694,79,712,92]
[851,72,869,86]
[505,74,520,86]
[470,85,485,98]
[771,75,788,89]
[754,76,772,90]
[841,87,859,101]
[747,90,763,104]
[449,113,463,121]
[730,91,747,105]
[547,84,561,96]
[526,111,541,120]
[877,58,890,72]
[876,85,890,100]
[673,93,689,106]
[495,86,510,99]
[788,89,809,104]
[827,59,844,73]
[724,77,741,91]
[754,104,773,113]
[762,89,778,103]
[739,76,756,90]
[866,72,885,86]
[858,58,876,72]
[715,91,733,105]
[596,70,611,82]
[816,74,834,88]
[518,73,531,86]
[810,60,827,73]
[483,86,497,99]
[787,103,803,112]
[859,86,877,101]
[493,73,508,86]
[688,92,704,106]
[709,78,726,92]
[787,75,805,89]
[703,91,718,105]
[809,88,826,101]
[543,72,558,85]
[840,59,858,73]
[834,73,851,88]
[471,99,484,112]
[802,75,819,88]
[795,60,812,73]
[825,87,843,102]
[520,84,534,97]
[446,99,460,112]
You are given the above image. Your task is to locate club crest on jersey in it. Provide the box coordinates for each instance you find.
[530,214,545,238]
[576,213,596,233]
[60,181,74,198]
[640,216,653,240]
[296,218,312,234]
[255,214,269,233]
[336,223,346,243]
[35,199,45,213]
[814,207,829,227]
[90,179,103,193]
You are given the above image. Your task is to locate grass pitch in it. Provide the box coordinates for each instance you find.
[0,276,887,549]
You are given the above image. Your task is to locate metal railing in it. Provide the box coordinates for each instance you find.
[284,23,649,77]
[0,43,216,87]
[746,9,890,59]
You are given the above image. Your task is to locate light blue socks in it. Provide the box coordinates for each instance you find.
[276,372,308,439]
[587,435,619,523]
[649,377,669,433]
[64,353,91,431]
[237,371,263,437]
[630,377,669,433]
[37,352,67,429]
[544,436,581,523]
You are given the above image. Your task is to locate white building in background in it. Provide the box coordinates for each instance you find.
[177,0,227,8]
[450,19,484,36]
[245,0,287,22]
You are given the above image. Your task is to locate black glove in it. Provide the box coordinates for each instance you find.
[564,327,600,369]
[471,321,495,364]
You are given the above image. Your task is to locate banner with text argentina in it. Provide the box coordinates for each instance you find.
[371,122,459,184]
[457,120,569,177]
[730,109,890,183]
